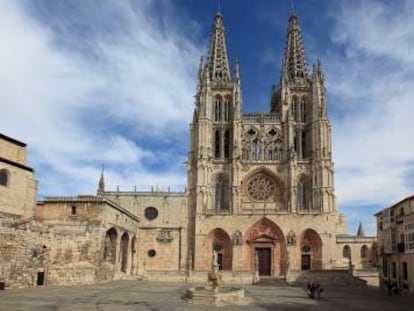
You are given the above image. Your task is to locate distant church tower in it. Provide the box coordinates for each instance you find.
[188,9,338,275]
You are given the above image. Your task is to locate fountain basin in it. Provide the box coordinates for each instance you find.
[184,286,250,306]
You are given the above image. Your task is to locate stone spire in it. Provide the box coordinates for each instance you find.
[207,11,231,85]
[98,165,105,195]
[356,222,365,237]
[233,57,240,85]
[281,12,309,83]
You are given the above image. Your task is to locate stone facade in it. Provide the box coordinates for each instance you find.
[376,196,414,295]
[0,134,37,218]
[0,10,377,289]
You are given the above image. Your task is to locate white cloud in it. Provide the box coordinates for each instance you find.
[0,1,203,196]
[327,0,414,210]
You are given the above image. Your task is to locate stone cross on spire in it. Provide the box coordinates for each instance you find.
[207,10,231,85]
[281,11,309,83]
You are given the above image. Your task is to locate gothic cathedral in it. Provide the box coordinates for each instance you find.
[187,11,344,276]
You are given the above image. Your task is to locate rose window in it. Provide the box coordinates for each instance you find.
[247,174,275,201]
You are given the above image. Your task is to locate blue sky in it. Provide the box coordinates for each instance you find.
[1,0,414,236]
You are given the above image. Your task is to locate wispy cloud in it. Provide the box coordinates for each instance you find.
[325,0,414,232]
[0,0,203,196]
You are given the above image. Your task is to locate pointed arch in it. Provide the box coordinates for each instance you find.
[214,95,222,122]
[244,217,287,276]
[204,228,232,270]
[360,245,369,259]
[297,175,311,210]
[298,228,322,270]
[214,130,221,159]
[214,173,229,211]
[130,235,137,275]
[103,228,117,264]
[224,129,230,159]
[343,245,351,260]
[120,232,129,272]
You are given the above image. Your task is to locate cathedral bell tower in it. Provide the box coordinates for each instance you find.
[188,11,242,217]
[270,12,335,213]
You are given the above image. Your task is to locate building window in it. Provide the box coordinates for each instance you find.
[343,245,351,260]
[360,245,368,259]
[214,130,221,159]
[297,177,311,210]
[392,262,396,278]
[71,205,77,215]
[148,249,156,257]
[214,97,222,122]
[144,207,158,220]
[215,175,228,211]
[247,173,275,202]
[402,262,408,280]
[224,130,230,159]
[0,169,9,186]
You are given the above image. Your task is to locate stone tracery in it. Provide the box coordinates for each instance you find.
[247,173,275,201]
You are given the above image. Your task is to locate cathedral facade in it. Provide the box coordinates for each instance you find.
[0,10,376,288]
[186,11,342,276]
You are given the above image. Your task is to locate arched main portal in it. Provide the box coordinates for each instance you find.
[120,232,129,273]
[204,228,232,270]
[103,228,117,264]
[298,229,322,270]
[244,218,287,277]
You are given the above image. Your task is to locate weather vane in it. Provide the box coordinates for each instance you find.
[217,0,221,13]
[291,0,295,12]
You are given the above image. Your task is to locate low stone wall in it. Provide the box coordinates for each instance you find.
[0,228,47,288]
[47,262,96,286]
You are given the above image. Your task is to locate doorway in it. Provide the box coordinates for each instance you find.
[37,272,45,286]
[301,254,311,270]
[256,248,271,276]
[217,253,223,270]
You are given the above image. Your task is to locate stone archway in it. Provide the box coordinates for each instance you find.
[120,232,129,273]
[298,229,322,270]
[130,235,137,275]
[244,217,287,277]
[204,228,233,270]
[103,228,117,264]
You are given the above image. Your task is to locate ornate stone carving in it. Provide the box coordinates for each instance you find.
[287,230,296,246]
[247,173,275,201]
[156,230,174,244]
[232,230,243,246]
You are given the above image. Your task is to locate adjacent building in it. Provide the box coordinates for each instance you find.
[376,196,414,294]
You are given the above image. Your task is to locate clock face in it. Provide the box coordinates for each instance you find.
[301,245,311,253]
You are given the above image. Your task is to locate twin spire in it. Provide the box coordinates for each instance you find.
[206,8,310,86]
[207,12,231,84]
[281,12,309,83]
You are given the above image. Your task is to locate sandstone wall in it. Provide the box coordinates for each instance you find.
[0,136,27,165]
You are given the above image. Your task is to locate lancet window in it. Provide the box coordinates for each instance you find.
[297,176,311,210]
[214,130,221,159]
[214,174,229,211]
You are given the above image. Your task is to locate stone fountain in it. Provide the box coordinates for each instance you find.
[183,251,250,306]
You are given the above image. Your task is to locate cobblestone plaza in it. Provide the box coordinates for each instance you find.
[0,281,412,311]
